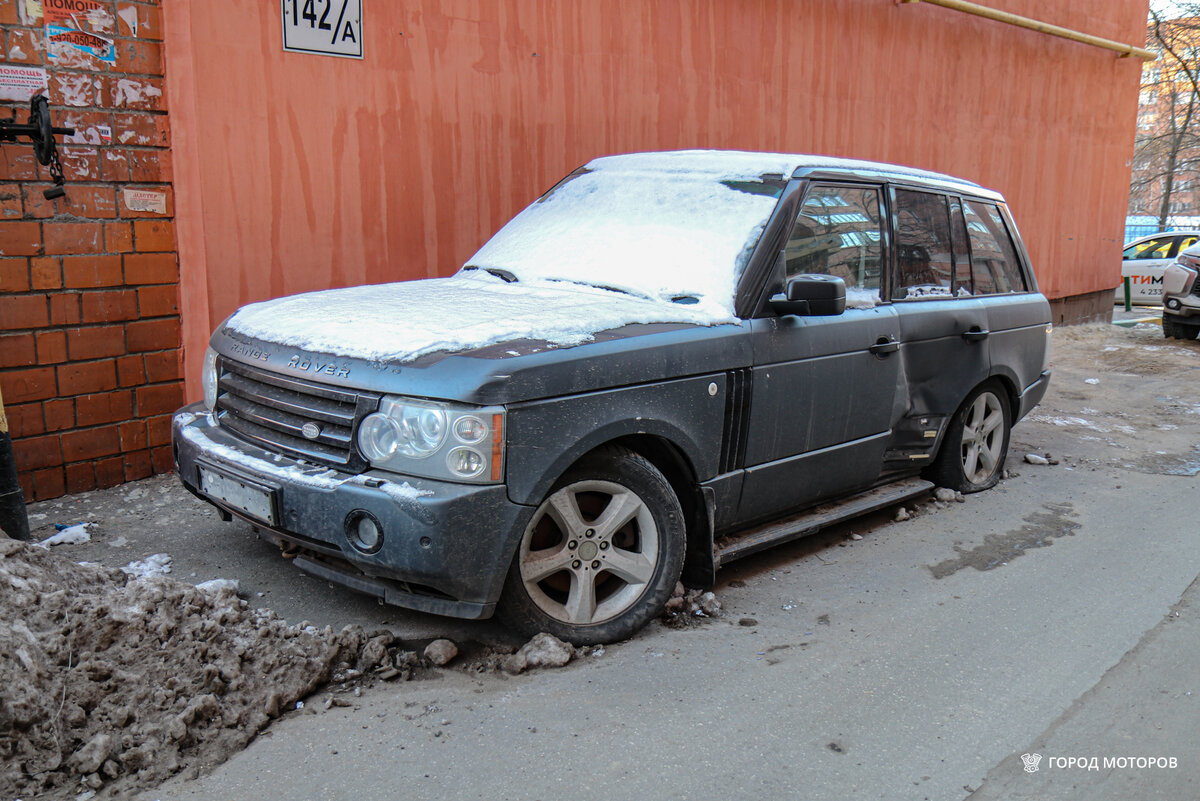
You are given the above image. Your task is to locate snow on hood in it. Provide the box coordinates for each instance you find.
[224,270,737,362]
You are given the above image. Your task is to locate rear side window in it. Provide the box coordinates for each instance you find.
[962,200,1027,294]
[785,185,883,298]
[892,189,954,300]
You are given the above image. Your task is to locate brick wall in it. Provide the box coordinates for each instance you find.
[0,0,180,501]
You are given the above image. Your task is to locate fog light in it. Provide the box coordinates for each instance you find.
[1166,298,1181,310]
[346,511,384,554]
[447,447,486,478]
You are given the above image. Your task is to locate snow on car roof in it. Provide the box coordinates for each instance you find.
[586,149,984,189]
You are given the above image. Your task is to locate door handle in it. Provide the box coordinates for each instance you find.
[869,337,899,356]
[962,327,990,342]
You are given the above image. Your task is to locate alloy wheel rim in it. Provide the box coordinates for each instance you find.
[960,391,1004,484]
[519,479,659,625]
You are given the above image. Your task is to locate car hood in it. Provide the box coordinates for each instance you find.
[216,271,751,404]
[223,270,734,363]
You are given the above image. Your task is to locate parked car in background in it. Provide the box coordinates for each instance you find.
[1162,242,1200,340]
[173,151,1051,644]
[1116,231,1200,305]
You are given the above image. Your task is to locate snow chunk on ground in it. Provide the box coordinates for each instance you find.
[36,522,94,548]
[122,553,172,578]
[196,578,240,595]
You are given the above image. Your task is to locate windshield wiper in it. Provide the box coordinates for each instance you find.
[544,278,657,302]
[463,266,518,283]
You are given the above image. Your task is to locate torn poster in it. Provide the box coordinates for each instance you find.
[45,0,116,65]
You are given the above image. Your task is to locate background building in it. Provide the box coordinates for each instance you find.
[0,0,1151,500]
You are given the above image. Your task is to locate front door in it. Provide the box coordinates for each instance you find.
[737,182,902,524]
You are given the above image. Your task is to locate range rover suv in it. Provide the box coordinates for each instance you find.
[173,151,1052,644]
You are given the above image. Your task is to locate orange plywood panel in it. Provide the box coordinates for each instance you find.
[166,0,1148,397]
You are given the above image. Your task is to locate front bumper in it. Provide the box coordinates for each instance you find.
[172,403,533,619]
[1163,299,1200,321]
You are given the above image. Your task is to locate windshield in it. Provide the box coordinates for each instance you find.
[466,165,784,315]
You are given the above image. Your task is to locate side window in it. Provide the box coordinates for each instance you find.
[1171,236,1199,256]
[1124,237,1173,260]
[962,200,1027,294]
[892,189,954,299]
[785,185,882,302]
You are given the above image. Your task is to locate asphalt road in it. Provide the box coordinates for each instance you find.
[26,321,1197,801]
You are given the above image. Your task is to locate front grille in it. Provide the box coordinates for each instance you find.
[215,358,379,471]
[1191,277,1200,298]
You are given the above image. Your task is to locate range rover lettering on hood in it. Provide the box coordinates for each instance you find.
[227,341,271,362]
[286,355,351,378]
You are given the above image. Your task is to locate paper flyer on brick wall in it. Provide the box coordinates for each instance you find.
[44,0,116,65]
[123,187,168,215]
[0,64,48,102]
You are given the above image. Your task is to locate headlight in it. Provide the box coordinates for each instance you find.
[358,397,505,484]
[202,347,219,411]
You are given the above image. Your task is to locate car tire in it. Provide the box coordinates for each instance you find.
[925,382,1011,493]
[1162,315,1200,340]
[497,446,685,645]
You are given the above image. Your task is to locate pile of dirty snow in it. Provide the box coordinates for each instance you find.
[0,540,362,800]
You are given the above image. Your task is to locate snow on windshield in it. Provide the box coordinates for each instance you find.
[467,152,790,317]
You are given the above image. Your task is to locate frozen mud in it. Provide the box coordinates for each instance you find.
[0,540,387,801]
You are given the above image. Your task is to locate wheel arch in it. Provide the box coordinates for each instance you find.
[607,434,714,589]
[985,369,1021,419]
[531,433,715,592]
[924,374,1015,493]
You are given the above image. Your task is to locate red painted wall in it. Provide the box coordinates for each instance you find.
[164,0,1148,397]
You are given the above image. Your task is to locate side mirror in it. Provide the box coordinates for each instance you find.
[769,274,846,316]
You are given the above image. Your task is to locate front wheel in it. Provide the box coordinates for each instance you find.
[497,447,685,645]
[925,382,1011,493]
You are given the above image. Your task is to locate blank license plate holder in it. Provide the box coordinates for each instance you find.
[198,462,279,526]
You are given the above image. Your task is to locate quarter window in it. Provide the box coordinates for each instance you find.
[962,200,1027,294]
[785,185,883,301]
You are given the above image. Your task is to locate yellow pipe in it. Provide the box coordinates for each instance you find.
[900,0,1157,61]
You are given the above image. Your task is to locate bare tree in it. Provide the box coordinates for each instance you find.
[1130,9,1200,227]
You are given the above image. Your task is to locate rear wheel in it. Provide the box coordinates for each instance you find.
[498,446,685,645]
[1163,315,1200,340]
[925,382,1011,493]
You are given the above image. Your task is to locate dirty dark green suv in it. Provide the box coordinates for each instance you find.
[173,151,1051,644]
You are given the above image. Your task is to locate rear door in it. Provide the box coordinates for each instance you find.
[885,189,990,467]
